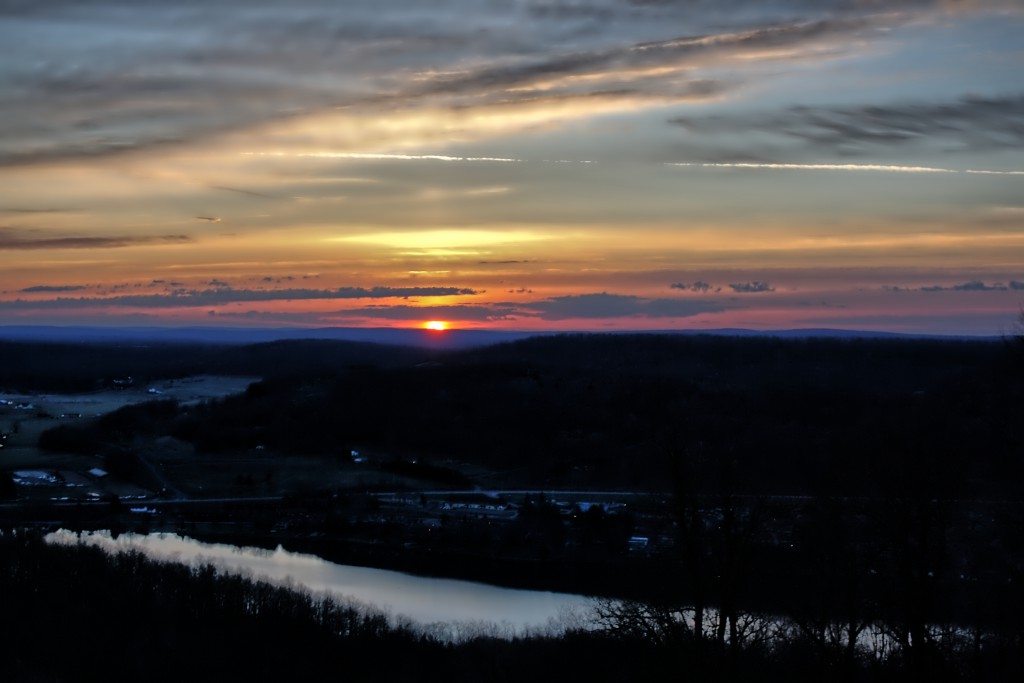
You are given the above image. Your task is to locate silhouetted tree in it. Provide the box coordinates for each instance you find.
[0,471,15,499]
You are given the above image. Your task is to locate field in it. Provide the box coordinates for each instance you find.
[1,376,257,501]
[2,373,481,502]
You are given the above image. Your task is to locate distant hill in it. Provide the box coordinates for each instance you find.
[0,325,1000,348]
[0,325,542,349]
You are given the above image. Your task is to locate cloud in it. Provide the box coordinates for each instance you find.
[786,96,1024,153]
[668,162,958,173]
[671,95,1024,159]
[671,281,718,293]
[9,0,1015,169]
[349,304,517,322]
[209,185,275,199]
[210,303,517,324]
[921,280,1014,292]
[525,292,725,320]
[280,153,522,163]
[0,228,191,250]
[964,169,1024,176]
[0,208,75,214]
[883,280,1024,292]
[729,281,774,293]
[0,1,903,166]
[19,285,87,293]
[0,285,479,310]
[212,293,729,324]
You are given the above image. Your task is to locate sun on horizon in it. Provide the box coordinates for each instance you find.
[424,321,448,331]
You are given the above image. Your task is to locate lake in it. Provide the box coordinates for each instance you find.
[45,529,595,637]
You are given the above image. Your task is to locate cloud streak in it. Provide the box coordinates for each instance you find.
[523,292,726,321]
[674,95,1024,155]
[0,228,191,250]
[0,286,479,310]
[667,162,959,174]
[882,280,1024,292]
[668,92,1024,173]
[276,153,521,163]
[19,285,88,293]
[920,280,1024,292]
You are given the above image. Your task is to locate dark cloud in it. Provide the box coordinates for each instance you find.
[671,281,718,293]
[414,15,881,112]
[0,228,191,250]
[883,280,1024,292]
[921,280,1014,292]
[729,281,774,293]
[672,95,1024,156]
[19,285,87,293]
[0,208,75,214]
[526,292,725,320]
[210,185,276,199]
[0,136,192,168]
[0,286,479,310]
[791,96,1024,153]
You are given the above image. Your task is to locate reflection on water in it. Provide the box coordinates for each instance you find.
[45,530,594,634]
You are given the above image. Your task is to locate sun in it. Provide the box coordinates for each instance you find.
[424,320,448,331]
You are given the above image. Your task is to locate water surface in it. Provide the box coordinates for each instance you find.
[46,529,593,634]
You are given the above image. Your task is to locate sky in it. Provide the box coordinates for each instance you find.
[2,0,1023,336]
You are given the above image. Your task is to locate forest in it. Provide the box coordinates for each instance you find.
[2,332,1024,680]
[23,332,1024,497]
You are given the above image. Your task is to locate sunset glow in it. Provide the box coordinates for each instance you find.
[424,321,448,332]
[1,2,1022,336]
